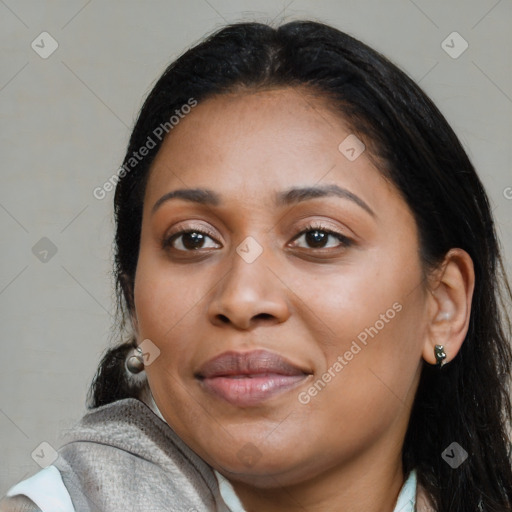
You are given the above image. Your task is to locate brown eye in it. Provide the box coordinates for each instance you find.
[181,232,206,250]
[164,230,220,252]
[291,227,352,250]
[305,230,329,248]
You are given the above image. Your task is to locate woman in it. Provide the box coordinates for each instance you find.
[2,20,511,512]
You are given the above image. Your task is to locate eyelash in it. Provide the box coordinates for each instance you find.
[292,223,353,250]
[161,223,353,254]
[161,226,218,252]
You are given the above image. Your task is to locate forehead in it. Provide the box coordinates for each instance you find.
[144,87,398,213]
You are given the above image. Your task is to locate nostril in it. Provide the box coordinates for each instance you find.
[215,312,274,325]
[254,313,273,322]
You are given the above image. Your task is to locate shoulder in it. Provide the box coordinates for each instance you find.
[3,399,228,511]
[45,399,224,510]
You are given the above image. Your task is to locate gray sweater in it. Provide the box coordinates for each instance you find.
[1,398,231,512]
[1,398,434,511]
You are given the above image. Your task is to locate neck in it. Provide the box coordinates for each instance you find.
[229,445,405,512]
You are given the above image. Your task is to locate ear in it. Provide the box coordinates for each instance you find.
[422,248,475,366]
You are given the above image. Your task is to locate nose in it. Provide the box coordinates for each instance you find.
[207,249,290,330]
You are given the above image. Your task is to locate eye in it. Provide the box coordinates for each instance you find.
[162,229,221,252]
[290,224,353,250]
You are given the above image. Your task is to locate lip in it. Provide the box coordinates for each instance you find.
[196,350,311,407]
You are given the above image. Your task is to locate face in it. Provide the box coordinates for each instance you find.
[133,88,430,487]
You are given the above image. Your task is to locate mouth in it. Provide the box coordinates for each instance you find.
[195,349,311,407]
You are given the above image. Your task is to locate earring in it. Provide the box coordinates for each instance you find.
[126,346,144,374]
[434,344,447,368]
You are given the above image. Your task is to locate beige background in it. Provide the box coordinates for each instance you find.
[1,0,511,493]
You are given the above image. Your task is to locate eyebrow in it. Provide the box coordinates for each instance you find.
[276,184,375,217]
[152,188,221,215]
[151,184,375,217]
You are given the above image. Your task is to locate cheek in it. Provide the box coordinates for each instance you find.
[133,257,206,425]
[290,248,422,347]
[135,242,200,328]
[292,248,426,405]
[133,249,205,371]
[292,300,425,464]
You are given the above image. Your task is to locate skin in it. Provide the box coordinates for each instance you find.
[132,87,474,511]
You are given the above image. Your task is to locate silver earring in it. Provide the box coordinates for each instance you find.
[434,344,447,368]
[126,346,144,374]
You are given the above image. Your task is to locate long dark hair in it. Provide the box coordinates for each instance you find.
[88,20,512,511]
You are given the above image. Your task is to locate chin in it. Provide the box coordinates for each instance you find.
[202,439,317,487]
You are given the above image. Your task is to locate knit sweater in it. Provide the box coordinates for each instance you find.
[0,398,434,511]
